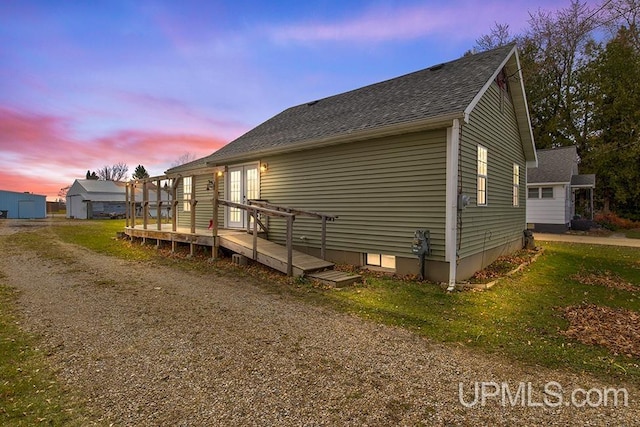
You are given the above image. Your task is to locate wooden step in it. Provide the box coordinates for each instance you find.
[219,232,334,276]
[307,269,362,287]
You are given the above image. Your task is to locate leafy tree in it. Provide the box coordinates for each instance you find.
[132,164,150,180]
[96,162,129,181]
[582,26,640,215]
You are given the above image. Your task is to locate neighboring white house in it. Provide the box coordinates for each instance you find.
[66,179,170,219]
[526,146,595,232]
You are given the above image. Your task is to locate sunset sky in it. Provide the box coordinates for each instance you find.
[1,0,596,200]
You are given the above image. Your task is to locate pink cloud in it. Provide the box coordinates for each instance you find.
[0,106,229,200]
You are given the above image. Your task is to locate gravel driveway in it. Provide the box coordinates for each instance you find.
[1,219,638,426]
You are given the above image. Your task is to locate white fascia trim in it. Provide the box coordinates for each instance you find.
[445,119,461,291]
[526,182,570,186]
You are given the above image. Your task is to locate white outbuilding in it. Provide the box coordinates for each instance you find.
[526,146,595,233]
[66,179,170,219]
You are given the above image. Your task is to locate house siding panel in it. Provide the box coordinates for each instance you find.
[458,82,526,259]
[259,130,448,260]
[526,185,567,224]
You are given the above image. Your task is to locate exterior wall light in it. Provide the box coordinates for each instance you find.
[260,163,268,173]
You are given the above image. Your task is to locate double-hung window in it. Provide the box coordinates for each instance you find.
[183,176,192,212]
[477,145,488,206]
[513,164,520,207]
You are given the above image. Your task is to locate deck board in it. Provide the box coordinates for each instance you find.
[219,232,334,275]
[124,225,334,276]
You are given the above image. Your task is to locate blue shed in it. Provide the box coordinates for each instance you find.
[0,190,47,219]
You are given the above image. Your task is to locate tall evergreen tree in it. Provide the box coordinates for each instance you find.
[132,164,150,180]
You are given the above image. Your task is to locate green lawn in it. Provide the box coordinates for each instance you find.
[626,229,640,239]
[0,281,86,426]
[325,242,640,383]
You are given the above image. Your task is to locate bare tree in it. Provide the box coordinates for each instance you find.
[96,162,129,181]
[58,185,70,199]
[603,0,640,51]
[475,22,514,51]
[171,152,198,168]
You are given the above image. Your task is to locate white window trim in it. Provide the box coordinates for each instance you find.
[183,176,192,212]
[365,253,396,270]
[477,145,488,206]
[513,163,520,207]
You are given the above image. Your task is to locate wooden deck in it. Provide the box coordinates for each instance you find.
[124,224,339,277]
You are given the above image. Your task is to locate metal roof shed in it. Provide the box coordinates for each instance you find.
[0,190,47,219]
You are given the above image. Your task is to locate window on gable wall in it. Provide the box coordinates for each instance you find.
[183,176,192,211]
[477,145,488,206]
[513,164,519,207]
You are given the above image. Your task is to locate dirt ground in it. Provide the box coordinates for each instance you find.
[1,218,639,426]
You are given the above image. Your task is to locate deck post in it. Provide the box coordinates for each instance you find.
[321,217,327,260]
[212,171,220,259]
[130,182,136,228]
[286,216,294,276]
[171,177,180,232]
[125,183,130,227]
[190,175,197,234]
[252,208,258,260]
[156,179,162,231]
[142,180,149,230]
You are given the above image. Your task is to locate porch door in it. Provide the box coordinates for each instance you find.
[226,163,259,228]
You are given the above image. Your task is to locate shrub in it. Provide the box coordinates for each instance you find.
[595,212,640,230]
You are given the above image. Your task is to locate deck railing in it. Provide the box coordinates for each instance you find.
[125,175,336,276]
[218,199,336,276]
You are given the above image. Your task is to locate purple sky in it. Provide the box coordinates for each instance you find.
[0,0,597,200]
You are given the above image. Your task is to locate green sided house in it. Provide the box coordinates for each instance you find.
[139,44,536,287]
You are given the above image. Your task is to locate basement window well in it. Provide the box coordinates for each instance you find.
[366,253,396,270]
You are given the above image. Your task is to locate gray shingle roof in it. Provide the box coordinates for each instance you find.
[527,146,578,184]
[169,44,519,172]
[571,174,596,187]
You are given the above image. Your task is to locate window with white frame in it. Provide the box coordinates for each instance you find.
[513,164,519,206]
[477,145,488,206]
[183,176,192,211]
[366,253,396,269]
[528,187,539,199]
[541,187,554,198]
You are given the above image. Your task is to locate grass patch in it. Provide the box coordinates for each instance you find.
[324,242,640,384]
[626,229,640,239]
[0,282,86,425]
[52,219,153,261]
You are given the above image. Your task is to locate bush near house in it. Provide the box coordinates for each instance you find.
[595,212,640,231]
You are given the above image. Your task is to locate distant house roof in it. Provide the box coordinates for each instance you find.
[73,179,126,193]
[168,43,536,173]
[571,174,596,188]
[527,146,579,184]
[67,179,161,202]
[527,146,595,188]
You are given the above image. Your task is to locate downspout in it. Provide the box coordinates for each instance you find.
[445,119,461,291]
